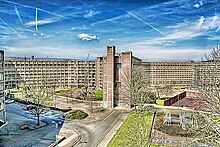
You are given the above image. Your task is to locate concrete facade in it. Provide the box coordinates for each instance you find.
[102,46,141,108]
[100,46,213,108]
[4,60,96,89]
[0,50,6,123]
[95,57,104,89]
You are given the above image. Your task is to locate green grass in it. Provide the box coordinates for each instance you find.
[108,111,175,147]
[210,115,220,128]
[56,92,66,97]
[13,93,23,99]
[90,90,103,101]
[55,87,73,93]
[7,88,19,93]
[108,111,153,147]
[156,99,165,106]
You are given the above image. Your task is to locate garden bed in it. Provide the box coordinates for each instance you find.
[64,110,88,120]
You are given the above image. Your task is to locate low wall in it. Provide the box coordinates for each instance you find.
[164,91,186,106]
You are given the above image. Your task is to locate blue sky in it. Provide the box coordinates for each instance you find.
[0,0,219,61]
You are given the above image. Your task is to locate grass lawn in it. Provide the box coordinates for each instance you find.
[210,115,220,128]
[13,93,23,99]
[156,99,165,106]
[108,110,172,147]
[7,88,19,93]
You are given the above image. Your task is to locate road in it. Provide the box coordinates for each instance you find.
[0,102,64,147]
[63,109,125,147]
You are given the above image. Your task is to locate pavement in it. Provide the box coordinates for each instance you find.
[55,109,130,147]
[97,112,129,147]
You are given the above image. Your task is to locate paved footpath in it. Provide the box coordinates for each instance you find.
[96,112,129,147]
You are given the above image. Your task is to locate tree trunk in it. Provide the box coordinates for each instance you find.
[37,113,40,126]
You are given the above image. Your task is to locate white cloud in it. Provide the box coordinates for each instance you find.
[72,25,88,30]
[91,15,127,26]
[129,15,220,47]
[109,38,114,42]
[194,3,200,8]
[197,15,220,30]
[208,36,220,41]
[198,16,205,27]
[83,10,100,18]
[77,33,98,41]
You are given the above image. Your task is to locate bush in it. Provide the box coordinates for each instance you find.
[65,110,88,120]
[90,90,103,101]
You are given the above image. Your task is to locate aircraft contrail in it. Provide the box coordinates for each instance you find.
[124,10,167,37]
[35,8,38,31]
[0,17,22,37]
[15,5,23,24]
[1,0,69,19]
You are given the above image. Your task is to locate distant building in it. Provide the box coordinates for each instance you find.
[100,46,210,108]
[95,57,104,90]
[4,60,96,89]
[142,61,195,86]
[3,46,215,109]
[0,50,6,125]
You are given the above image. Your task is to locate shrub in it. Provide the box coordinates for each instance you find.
[90,90,103,101]
[65,110,88,120]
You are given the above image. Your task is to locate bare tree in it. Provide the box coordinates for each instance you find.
[18,83,28,101]
[196,50,220,114]
[162,84,174,99]
[189,112,220,146]
[191,46,220,145]
[21,79,53,126]
[121,65,156,109]
[120,65,158,146]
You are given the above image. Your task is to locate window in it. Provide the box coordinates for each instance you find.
[116,63,121,69]
[115,81,121,88]
[0,73,3,80]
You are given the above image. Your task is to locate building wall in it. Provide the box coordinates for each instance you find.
[101,47,217,108]
[118,51,133,108]
[103,46,139,108]
[3,46,217,109]
[95,57,104,89]
[144,62,194,86]
[193,61,220,87]
[0,50,6,123]
[4,60,96,89]
[103,46,115,108]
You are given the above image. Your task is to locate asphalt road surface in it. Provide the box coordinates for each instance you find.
[0,102,64,147]
[65,109,124,147]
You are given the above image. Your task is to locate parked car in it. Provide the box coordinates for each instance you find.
[20,125,29,130]
[5,99,14,104]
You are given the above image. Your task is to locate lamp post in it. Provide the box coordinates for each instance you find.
[52,121,62,129]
